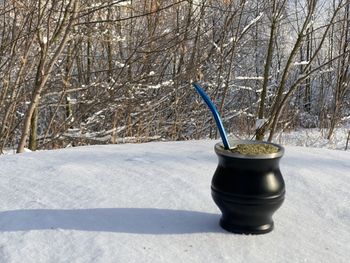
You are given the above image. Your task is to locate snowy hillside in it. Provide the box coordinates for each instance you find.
[0,140,349,263]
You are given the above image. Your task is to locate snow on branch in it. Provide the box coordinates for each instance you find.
[241,12,264,35]
[293,61,309,66]
[235,76,265,80]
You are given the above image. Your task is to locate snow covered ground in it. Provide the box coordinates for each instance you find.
[0,140,349,263]
[276,128,349,150]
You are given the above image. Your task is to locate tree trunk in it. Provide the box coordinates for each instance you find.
[256,0,277,141]
[28,106,38,151]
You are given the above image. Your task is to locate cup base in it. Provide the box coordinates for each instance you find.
[219,218,274,234]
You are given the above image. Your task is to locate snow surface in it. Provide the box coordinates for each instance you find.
[276,128,350,150]
[0,140,349,263]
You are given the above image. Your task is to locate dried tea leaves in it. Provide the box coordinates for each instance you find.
[230,143,279,155]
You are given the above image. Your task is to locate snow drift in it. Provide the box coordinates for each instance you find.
[0,140,349,262]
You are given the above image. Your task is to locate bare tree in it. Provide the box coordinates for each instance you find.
[17,0,79,153]
[327,0,349,139]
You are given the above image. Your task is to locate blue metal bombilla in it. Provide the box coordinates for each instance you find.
[192,82,231,150]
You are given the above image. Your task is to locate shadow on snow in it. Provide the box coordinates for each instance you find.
[0,208,223,234]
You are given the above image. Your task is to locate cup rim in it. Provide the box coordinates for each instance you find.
[215,140,284,159]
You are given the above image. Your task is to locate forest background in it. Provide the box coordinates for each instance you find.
[0,0,349,153]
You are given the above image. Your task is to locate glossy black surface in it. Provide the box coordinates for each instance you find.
[211,142,285,234]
